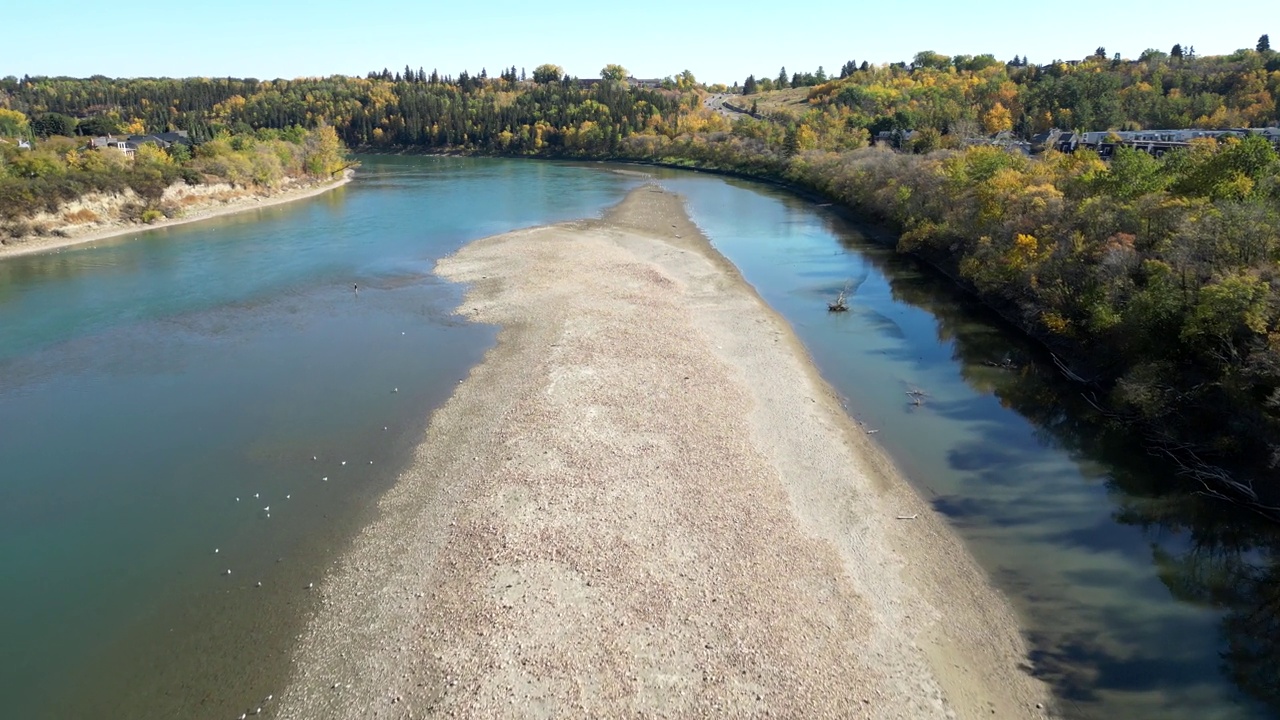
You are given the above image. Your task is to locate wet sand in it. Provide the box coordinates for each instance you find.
[277,184,1055,719]
[0,171,352,261]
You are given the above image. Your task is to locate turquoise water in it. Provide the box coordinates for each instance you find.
[1,157,1275,719]
[0,157,642,719]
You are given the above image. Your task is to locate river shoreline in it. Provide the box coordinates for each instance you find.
[0,170,353,261]
[278,183,1054,718]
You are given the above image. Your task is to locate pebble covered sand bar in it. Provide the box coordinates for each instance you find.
[277,184,1055,719]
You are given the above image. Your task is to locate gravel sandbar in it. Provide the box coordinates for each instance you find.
[278,184,1055,719]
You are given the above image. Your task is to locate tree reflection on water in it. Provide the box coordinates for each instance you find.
[836,214,1280,716]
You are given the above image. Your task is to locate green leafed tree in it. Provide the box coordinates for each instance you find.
[1091,146,1168,200]
[600,64,629,82]
[77,114,121,137]
[31,112,77,138]
[532,64,564,84]
[913,50,951,70]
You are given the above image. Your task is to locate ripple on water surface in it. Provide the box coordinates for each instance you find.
[0,156,640,719]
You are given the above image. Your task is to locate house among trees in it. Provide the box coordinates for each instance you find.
[89,135,132,155]
[626,77,663,89]
[89,130,193,156]
[965,130,1032,155]
[128,131,193,148]
[1029,129,1064,153]
[1054,127,1280,157]
[872,128,914,147]
[1052,132,1079,153]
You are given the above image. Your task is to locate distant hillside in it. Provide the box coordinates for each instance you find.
[0,71,687,153]
[739,44,1280,136]
[4,44,1277,154]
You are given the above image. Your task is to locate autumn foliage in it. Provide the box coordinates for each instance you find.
[0,125,349,233]
[6,48,1280,487]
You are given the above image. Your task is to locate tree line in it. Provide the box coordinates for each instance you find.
[739,38,1280,137]
[0,69,684,153]
[4,48,1280,501]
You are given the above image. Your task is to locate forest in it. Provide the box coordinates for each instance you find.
[4,45,1280,503]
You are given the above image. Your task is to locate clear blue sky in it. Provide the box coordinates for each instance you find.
[0,0,1269,84]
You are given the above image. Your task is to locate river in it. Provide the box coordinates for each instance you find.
[0,156,1275,719]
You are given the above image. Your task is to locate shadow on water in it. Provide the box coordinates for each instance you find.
[853,199,1280,720]
[651,169,1279,719]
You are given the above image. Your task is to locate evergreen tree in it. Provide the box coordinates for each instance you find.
[1259,34,1271,52]
[777,67,787,86]
[782,125,799,156]
[1171,43,1184,60]
[742,74,757,95]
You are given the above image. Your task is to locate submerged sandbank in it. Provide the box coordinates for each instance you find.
[278,183,1054,718]
[0,171,353,261]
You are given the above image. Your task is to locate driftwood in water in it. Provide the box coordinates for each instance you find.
[828,281,851,312]
[1156,445,1280,523]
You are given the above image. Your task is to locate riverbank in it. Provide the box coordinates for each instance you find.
[0,170,353,261]
[278,183,1054,718]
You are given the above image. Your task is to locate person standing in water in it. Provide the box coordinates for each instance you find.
[353,283,359,297]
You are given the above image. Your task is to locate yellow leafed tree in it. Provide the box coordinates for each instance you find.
[0,108,29,137]
[303,123,346,177]
[981,102,1012,134]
